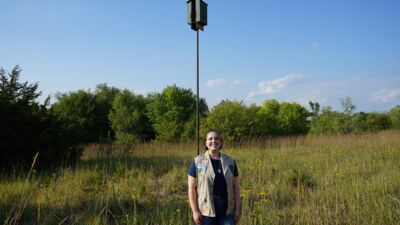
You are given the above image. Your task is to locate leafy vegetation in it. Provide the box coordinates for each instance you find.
[146,84,208,142]
[0,66,81,170]
[51,83,399,143]
[2,65,400,171]
[389,105,400,129]
[109,90,154,144]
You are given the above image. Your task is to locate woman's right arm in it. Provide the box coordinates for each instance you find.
[188,175,202,224]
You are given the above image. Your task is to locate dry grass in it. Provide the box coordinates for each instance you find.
[1,130,399,224]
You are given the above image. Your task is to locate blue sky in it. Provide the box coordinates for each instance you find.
[1,0,399,112]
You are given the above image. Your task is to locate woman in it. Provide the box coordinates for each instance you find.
[188,131,241,225]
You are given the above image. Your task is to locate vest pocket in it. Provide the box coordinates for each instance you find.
[197,191,206,202]
[197,191,209,213]
[200,202,210,214]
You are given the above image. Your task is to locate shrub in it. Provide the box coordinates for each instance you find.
[287,166,315,188]
[0,66,82,170]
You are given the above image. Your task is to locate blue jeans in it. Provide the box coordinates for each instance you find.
[199,197,235,225]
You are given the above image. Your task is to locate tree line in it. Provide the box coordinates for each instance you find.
[1,66,400,169]
[52,83,399,143]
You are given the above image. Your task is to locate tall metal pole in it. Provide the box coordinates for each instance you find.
[196,29,200,156]
[187,0,206,156]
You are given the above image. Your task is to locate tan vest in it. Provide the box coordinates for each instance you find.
[194,152,235,217]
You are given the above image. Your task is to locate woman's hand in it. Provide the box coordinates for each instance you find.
[234,209,241,223]
[188,175,202,224]
[192,210,202,224]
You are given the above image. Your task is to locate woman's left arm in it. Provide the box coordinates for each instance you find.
[233,176,241,223]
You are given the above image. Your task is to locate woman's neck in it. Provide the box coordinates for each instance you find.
[208,150,220,159]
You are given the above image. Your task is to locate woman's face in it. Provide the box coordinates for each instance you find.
[205,132,222,151]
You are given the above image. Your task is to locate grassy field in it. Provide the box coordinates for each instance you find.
[1,130,400,225]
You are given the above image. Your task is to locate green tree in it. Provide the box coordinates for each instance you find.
[203,100,251,141]
[95,83,121,105]
[257,99,281,136]
[389,105,400,129]
[365,112,392,131]
[109,90,153,145]
[351,112,392,133]
[309,101,320,118]
[351,112,369,133]
[180,98,208,140]
[94,83,121,141]
[339,97,357,133]
[51,90,104,143]
[246,104,263,138]
[341,97,356,115]
[277,102,310,135]
[146,85,207,141]
[309,110,348,134]
[0,66,81,169]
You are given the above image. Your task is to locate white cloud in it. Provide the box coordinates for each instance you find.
[247,74,305,99]
[247,91,257,100]
[206,79,245,88]
[240,75,400,112]
[371,88,400,102]
[201,72,399,111]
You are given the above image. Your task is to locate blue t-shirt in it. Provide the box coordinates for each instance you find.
[188,157,239,196]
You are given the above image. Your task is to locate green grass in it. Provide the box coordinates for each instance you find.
[1,131,400,224]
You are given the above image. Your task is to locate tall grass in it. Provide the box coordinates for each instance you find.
[1,130,399,224]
